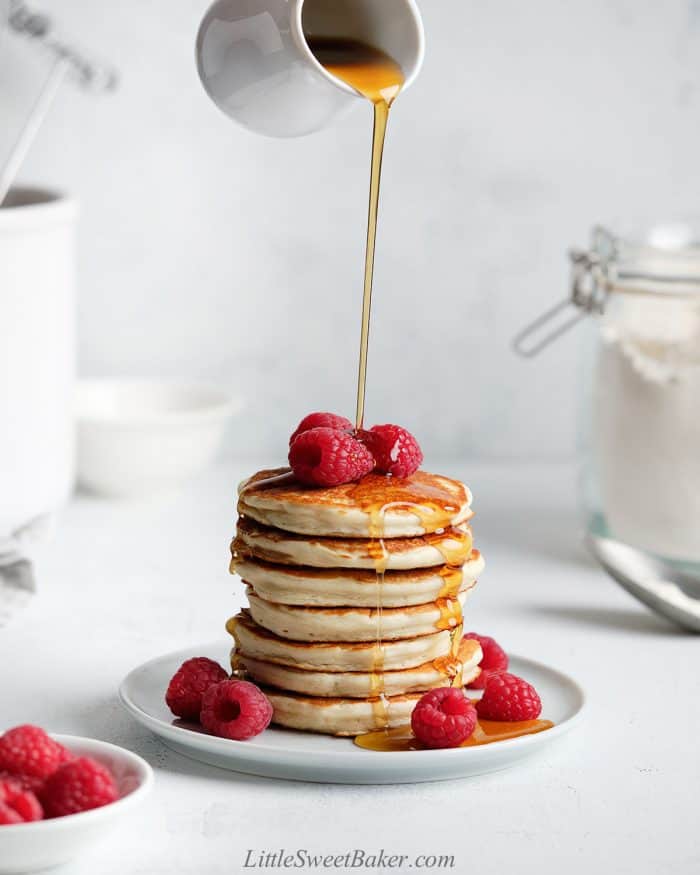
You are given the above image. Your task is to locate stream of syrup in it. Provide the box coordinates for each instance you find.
[306,37,405,430]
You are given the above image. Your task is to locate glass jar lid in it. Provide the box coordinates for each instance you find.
[514,221,700,357]
[593,223,700,298]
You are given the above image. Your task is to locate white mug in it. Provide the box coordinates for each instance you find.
[0,187,76,536]
[196,0,425,138]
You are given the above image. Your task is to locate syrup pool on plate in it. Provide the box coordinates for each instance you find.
[354,717,555,752]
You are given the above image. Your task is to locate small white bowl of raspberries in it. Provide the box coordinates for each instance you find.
[0,725,153,874]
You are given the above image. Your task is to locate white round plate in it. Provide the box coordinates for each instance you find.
[119,643,585,785]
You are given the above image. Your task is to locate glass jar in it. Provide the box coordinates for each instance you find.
[517,223,700,570]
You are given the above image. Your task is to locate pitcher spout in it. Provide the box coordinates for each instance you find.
[196,0,424,138]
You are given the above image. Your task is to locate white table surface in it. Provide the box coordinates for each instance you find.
[2,460,698,875]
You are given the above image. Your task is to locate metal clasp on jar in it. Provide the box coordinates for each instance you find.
[512,249,609,358]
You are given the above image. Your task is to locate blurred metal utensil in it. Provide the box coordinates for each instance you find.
[0,56,70,204]
[0,0,118,205]
[8,0,118,91]
[587,534,700,633]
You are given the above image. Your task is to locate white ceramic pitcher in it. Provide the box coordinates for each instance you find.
[196,0,424,138]
[0,187,76,537]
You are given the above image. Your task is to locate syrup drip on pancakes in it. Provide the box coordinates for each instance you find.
[368,506,390,730]
[364,498,465,731]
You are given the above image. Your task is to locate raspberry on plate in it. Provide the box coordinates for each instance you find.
[40,757,119,818]
[289,412,352,445]
[288,427,374,487]
[165,656,229,720]
[411,687,477,749]
[200,680,273,741]
[359,424,423,478]
[476,672,542,722]
[463,632,509,689]
[0,725,70,782]
[0,778,43,823]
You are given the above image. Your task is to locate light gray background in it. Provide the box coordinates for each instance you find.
[2,0,700,459]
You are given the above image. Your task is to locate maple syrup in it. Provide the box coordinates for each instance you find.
[306,37,405,430]
[364,503,467,724]
[437,565,465,599]
[435,597,462,632]
[425,527,472,567]
[354,717,555,752]
[431,656,463,683]
[431,624,468,686]
[436,595,464,688]
[367,511,390,728]
[346,475,467,538]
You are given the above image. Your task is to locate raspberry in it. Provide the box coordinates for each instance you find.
[359,424,423,478]
[290,412,352,446]
[476,672,542,722]
[0,803,22,825]
[165,657,229,720]
[0,726,70,782]
[411,687,477,749]
[0,771,44,794]
[463,632,509,689]
[40,757,118,818]
[200,680,273,741]
[0,778,43,822]
[288,427,374,487]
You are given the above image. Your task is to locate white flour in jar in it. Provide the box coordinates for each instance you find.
[592,296,700,561]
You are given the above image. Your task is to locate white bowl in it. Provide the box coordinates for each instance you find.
[0,734,154,874]
[76,379,242,497]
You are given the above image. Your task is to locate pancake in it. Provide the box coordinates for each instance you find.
[246,587,468,642]
[228,612,458,671]
[233,551,485,607]
[233,517,473,571]
[234,638,482,698]
[238,468,472,537]
[264,687,420,735]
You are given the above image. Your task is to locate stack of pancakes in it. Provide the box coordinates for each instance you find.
[227,468,485,736]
